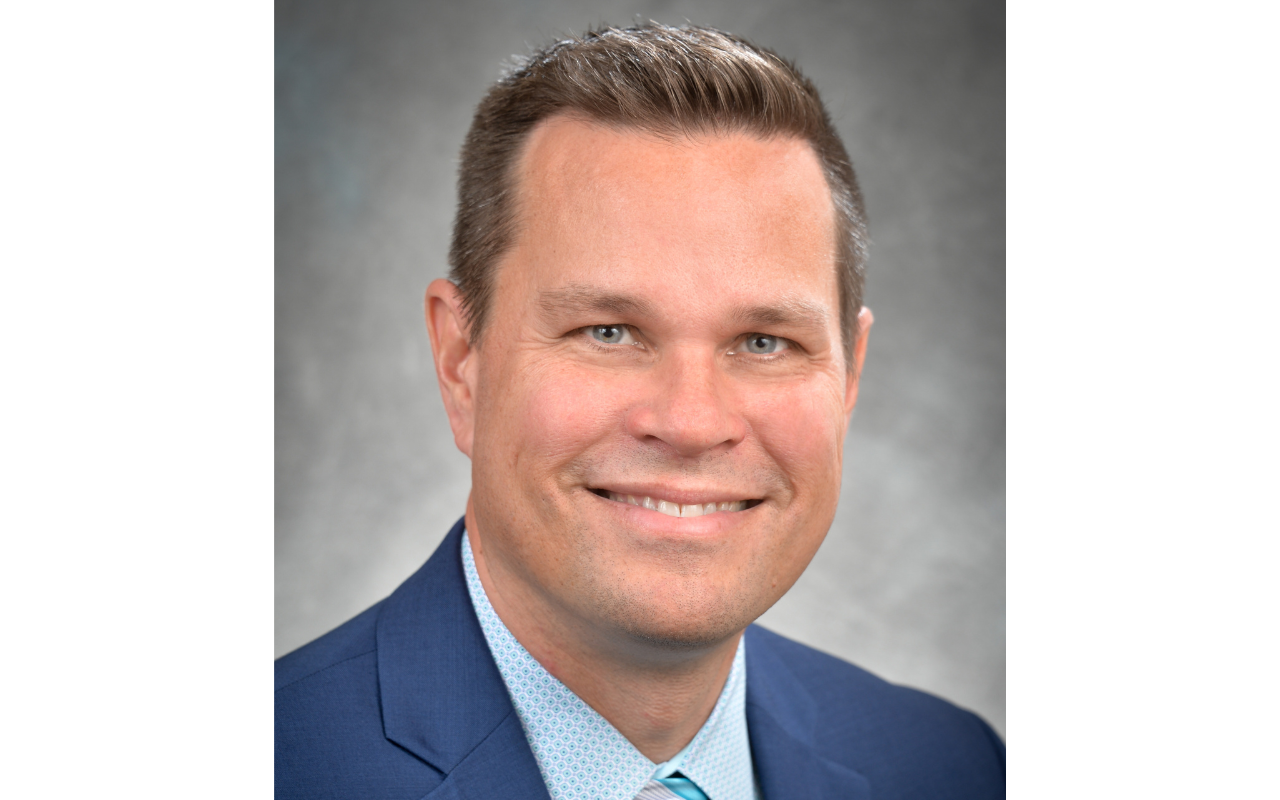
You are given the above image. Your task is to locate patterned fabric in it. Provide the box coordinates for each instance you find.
[462,532,758,800]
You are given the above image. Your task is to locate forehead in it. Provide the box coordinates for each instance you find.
[499,115,839,319]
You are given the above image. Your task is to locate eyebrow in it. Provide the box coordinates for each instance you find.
[537,286,658,319]
[729,298,830,331]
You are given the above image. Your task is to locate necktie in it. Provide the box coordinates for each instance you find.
[635,772,710,800]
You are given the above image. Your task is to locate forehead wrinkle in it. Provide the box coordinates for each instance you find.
[536,286,659,319]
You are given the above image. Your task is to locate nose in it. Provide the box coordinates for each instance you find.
[623,348,747,458]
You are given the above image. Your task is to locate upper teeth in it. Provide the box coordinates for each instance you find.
[604,491,748,518]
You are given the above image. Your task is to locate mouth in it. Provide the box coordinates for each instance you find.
[589,488,762,518]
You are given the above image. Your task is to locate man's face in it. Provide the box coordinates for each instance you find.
[447,116,867,650]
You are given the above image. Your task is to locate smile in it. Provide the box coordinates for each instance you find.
[591,489,760,518]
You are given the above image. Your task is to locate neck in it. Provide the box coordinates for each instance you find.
[465,507,741,763]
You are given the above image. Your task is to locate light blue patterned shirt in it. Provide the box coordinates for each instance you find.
[461,532,759,800]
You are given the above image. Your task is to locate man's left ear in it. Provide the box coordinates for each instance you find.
[845,307,873,416]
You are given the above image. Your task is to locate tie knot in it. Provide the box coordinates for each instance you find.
[654,772,709,800]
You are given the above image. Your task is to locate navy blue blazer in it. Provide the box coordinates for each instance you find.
[276,519,1005,798]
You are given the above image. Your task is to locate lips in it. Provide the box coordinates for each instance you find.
[591,489,758,518]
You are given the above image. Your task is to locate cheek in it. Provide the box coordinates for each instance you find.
[499,360,624,469]
[747,377,847,496]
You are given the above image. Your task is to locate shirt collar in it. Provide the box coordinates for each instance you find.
[462,531,756,800]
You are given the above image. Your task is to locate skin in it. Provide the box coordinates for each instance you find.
[425,115,871,762]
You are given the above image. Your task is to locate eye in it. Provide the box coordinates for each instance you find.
[738,334,788,355]
[586,325,638,346]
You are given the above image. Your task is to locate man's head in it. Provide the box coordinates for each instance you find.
[448,22,869,364]
[427,23,872,657]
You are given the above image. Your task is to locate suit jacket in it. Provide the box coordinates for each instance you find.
[276,519,1005,799]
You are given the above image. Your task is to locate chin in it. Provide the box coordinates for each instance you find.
[591,582,767,651]
[622,624,740,651]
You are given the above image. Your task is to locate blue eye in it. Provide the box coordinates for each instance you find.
[742,334,786,354]
[587,325,637,345]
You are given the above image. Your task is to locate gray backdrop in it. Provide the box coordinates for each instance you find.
[276,0,1005,736]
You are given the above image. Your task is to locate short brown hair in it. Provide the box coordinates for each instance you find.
[448,22,869,362]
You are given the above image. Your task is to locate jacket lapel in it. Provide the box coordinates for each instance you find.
[375,519,551,800]
[421,710,552,799]
[745,626,871,800]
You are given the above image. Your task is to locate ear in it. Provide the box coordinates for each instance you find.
[425,278,478,457]
[844,307,873,416]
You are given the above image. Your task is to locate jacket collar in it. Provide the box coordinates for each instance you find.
[374,518,548,799]
[745,626,872,799]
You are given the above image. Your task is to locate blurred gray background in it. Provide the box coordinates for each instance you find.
[276,0,1005,735]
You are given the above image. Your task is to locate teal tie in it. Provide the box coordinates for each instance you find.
[655,773,709,800]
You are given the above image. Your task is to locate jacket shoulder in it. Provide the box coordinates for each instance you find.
[746,624,1005,799]
[275,601,382,692]
[275,600,448,799]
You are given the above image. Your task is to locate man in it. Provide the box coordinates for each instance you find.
[276,23,1004,799]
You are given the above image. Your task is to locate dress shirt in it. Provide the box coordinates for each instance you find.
[462,532,758,800]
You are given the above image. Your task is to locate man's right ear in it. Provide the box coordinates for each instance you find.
[425,278,477,458]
